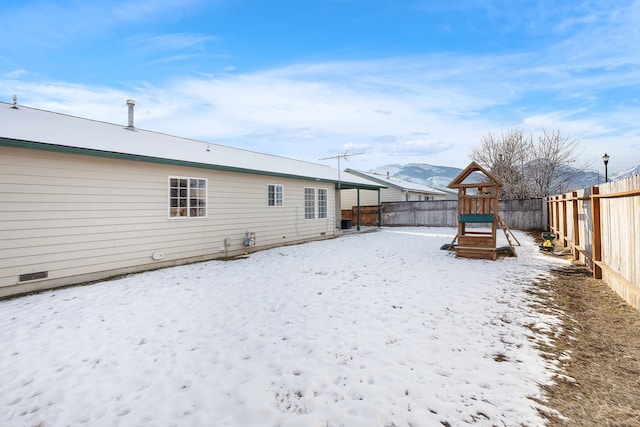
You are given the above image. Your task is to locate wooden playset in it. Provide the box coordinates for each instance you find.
[447,161,518,260]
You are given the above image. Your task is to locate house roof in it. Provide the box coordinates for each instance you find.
[345,169,447,195]
[0,101,382,191]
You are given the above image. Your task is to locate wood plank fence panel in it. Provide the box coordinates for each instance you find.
[380,199,544,229]
[576,188,594,266]
[498,199,546,230]
[349,206,381,226]
[547,175,640,310]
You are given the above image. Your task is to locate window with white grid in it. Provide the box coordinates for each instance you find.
[304,187,316,219]
[268,184,284,207]
[318,188,328,219]
[169,177,207,218]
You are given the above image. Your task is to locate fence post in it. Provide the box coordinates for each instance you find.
[572,191,580,259]
[553,196,560,238]
[545,197,551,231]
[561,194,568,247]
[548,196,557,234]
[591,186,602,279]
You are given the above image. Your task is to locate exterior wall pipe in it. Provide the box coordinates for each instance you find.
[126,99,135,129]
[357,189,361,231]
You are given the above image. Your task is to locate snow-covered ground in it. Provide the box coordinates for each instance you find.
[1,227,569,427]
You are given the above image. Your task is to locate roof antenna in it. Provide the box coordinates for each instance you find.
[319,149,364,189]
[11,95,19,109]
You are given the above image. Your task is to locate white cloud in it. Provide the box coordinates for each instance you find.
[386,136,451,156]
[0,1,212,49]
[3,69,28,79]
[129,33,218,52]
[3,0,640,173]
[248,127,324,141]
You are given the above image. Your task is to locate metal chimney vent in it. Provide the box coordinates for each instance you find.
[126,99,135,130]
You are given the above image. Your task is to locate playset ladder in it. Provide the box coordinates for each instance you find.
[497,215,520,256]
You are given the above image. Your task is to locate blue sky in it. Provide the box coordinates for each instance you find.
[1,0,639,173]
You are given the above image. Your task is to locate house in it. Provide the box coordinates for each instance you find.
[340,168,453,209]
[0,99,382,298]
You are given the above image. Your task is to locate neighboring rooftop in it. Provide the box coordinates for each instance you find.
[345,168,448,195]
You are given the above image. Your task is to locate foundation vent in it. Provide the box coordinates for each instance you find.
[19,271,48,282]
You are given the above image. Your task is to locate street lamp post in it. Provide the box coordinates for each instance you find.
[602,153,610,183]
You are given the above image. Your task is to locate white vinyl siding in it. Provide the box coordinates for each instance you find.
[169,177,207,218]
[0,146,336,295]
[340,188,448,209]
[268,184,283,207]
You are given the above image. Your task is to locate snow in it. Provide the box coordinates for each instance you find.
[1,227,569,426]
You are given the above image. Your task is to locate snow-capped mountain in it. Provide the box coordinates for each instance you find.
[370,163,465,189]
[612,165,640,181]
[370,163,640,192]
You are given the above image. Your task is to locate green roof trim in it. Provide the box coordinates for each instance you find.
[0,137,381,190]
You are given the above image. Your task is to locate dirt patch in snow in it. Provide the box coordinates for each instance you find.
[530,258,640,426]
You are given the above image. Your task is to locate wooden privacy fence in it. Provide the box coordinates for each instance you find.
[547,175,640,310]
[379,198,545,230]
[341,206,381,227]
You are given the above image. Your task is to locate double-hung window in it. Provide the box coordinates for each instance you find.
[318,188,328,219]
[268,184,284,207]
[304,187,329,219]
[169,177,207,218]
[304,188,316,219]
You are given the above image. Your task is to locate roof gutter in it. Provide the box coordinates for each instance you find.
[0,137,383,190]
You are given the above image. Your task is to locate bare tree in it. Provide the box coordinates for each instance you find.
[470,129,529,199]
[470,127,583,199]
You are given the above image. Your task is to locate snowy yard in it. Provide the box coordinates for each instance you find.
[1,227,569,427]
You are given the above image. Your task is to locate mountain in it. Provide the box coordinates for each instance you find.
[369,163,465,189]
[370,163,640,193]
[612,165,640,181]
